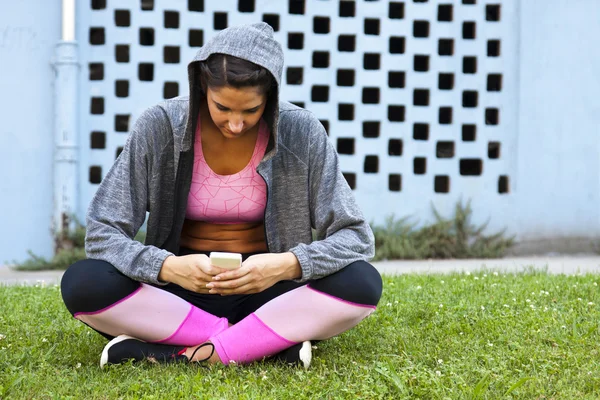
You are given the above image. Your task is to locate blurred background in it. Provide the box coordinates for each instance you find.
[1,0,599,264]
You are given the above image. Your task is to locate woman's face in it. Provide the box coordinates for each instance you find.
[205,85,267,140]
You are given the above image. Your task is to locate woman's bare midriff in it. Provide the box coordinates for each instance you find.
[180,218,268,254]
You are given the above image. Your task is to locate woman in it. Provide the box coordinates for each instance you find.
[61,22,382,368]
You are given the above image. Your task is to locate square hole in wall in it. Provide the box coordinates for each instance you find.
[388,139,403,156]
[439,107,452,124]
[462,124,476,141]
[414,55,429,72]
[141,0,153,11]
[389,174,402,192]
[263,14,279,31]
[463,56,477,73]
[189,29,203,47]
[362,87,380,104]
[414,157,427,175]
[488,141,501,159]
[413,20,429,37]
[460,158,483,176]
[89,166,102,184]
[343,172,356,189]
[364,155,379,173]
[463,22,476,39]
[290,101,305,108]
[115,10,131,27]
[288,32,304,49]
[312,85,329,102]
[338,104,355,121]
[389,2,404,19]
[115,80,129,97]
[486,4,501,21]
[138,63,154,81]
[438,73,454,90]
[337,138,355,154]
[390,37,405,54]
[115,115,130,132]
[337,69,355,86]
[438,4,452,21]
[238,0,255,12]
[488,40,501,57]
[89,63,104,80]
[188,0,204,11]
[139,28,154,46]
[462,91,478,108]
[413,89,430,106]
[413,123,429,140]
[91,97,104,114]
[214,12,228,30]
[287,67,303,85]
[463,0,476,4]
[312,51,329,68]
[365,18,380,35]
[115,44,130,62]
[363,121,380,138]
[434,175,450,193]
[338,35,356,52]
[320,120,329,135]
[389,71,405,88]
[364,53,381,70]
[164,11,179,28]
[314,16,330,34]
[91,131,106,149]
[340,1,355,17]
[388,105,405,122]
[439,39,453,56]
[498,175,509,194]
[89,27,105,45]
[289,0,305,15]
[487,74,502,91]
[164,81,179,99]
[486,108,499,125]
[436,141,454,158]
[164,46,180,63]
[92,0,106,10]
[116,147,124,159]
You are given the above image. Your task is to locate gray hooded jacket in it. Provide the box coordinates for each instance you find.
[85,22,375,284]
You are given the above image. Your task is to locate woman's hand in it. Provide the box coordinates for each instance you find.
[206,252,302,295]
[159,254,229,294]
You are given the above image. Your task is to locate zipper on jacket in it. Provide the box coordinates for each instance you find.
[258,169,271,253]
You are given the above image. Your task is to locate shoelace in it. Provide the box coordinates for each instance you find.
[188,342,215,363]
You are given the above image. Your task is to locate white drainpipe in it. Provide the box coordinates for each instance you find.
[52,0,80,242]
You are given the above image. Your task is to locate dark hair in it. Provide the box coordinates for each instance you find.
[197,54,274,96]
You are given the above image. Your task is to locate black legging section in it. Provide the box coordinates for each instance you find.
[61,255,383,333]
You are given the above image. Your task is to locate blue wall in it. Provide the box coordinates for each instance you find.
[1,0,599,263]
[0,0,61,263]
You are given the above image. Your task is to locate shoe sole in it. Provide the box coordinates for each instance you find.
[100,334,137,368]
[299,341,312,370]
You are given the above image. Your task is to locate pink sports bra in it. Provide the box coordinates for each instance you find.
[185,117,269,224]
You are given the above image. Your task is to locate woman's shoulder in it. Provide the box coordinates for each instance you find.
[277,101,327,144]
[131,97,189,143]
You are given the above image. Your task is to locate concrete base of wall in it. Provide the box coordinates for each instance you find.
[508,236,600,256]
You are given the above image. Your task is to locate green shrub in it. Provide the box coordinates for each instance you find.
[371,200,514,261]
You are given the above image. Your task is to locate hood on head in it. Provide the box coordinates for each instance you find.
[184,22,284,159]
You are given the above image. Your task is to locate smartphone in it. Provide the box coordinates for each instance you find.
[209,252,242,270]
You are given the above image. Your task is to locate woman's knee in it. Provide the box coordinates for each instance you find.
[310,260,383,307]
[61,259,140,315]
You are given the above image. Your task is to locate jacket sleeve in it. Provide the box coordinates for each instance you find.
[289,115,375,281]
[85,106,174,284]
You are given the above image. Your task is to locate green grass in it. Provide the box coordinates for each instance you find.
[1,271,600,399]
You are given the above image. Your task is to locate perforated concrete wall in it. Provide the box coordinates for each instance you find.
[78,0,518,229]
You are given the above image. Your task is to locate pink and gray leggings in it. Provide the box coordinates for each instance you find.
[60,250,382,365]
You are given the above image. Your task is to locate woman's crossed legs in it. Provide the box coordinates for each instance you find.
[60,256,382,366]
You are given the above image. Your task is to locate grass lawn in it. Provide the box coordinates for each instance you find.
[1,270,599,399]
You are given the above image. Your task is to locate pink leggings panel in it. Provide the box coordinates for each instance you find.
[210,285,376,364]
[75,283,228,346]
